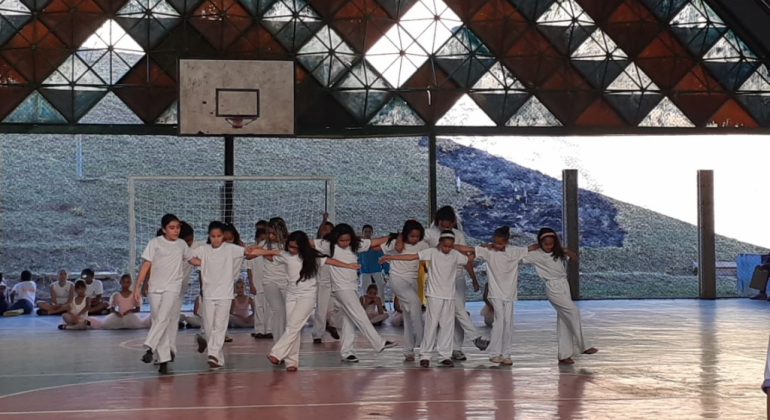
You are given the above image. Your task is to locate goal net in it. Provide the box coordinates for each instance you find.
[128,176,335,303]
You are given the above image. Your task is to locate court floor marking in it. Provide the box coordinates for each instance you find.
[0,394,755,416]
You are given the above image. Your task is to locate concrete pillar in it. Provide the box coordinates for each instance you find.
[698,170,716,299]
[562,169,580,300]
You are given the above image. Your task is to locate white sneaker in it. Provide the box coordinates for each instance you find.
[3,309,24,317]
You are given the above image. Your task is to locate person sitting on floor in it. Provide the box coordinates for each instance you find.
[37,269,74,316]
[80,269,110,315]
[230,280,255,328]
[360,284,389,326]
[58,280,91,330]
[4,270,37,317]
[0,277,9,314]
[92,274,150,330]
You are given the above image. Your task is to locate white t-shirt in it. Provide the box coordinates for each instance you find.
[418,248,468,300]
[142,236,193,294]
[523,249,568,282]
[181,240,206,296]
[84,279,104,300]
[260,240,289,287]
[192,242,245,300]
[12,281,37,303]
[381,239,430,279]
[424,226,467,280]
[51,281,73,305]
[274,252,326,299]
[313,238,371,292]
[475,246,528,301]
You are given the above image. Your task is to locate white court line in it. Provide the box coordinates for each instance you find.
[0,394,755,416]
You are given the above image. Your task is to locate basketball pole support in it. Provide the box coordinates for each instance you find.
[223,136,235,224]
[562,169,580,300]
[428,132,437,224]
[698,170,717,299]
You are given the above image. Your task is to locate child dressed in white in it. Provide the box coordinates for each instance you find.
[98,274,150,330]
[190,221,278,368]
[381,230,472,368]
[261,217,290,342]
[313,223,396,363]
[523,228,598,364]
[230,280,255,328]
[173,222,204,355]
[312,215,338,343]
[424,206,489,360]
[248,226,272,339]
[58,280,92,330]
[455,226,532,365]
[267,230,358,371]
[381,220,429,361]
[37,269,73,316]
[134,214,195,374]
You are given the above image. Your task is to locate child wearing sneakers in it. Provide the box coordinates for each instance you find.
[380,230,473,368]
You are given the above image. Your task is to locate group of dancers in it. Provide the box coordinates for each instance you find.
[135,206,597,374]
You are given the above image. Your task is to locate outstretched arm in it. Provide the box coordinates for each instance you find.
[316,212,329,238]
[245,246,281,259]
[369,235,392,248]
[380,254,419,263]
[453,244,474,254]
[465,254,479,292]
[394,233,405,253]
[325,258,361,271]
[528,243,539,252]
[564,248,578,263]
[188,258,202,267]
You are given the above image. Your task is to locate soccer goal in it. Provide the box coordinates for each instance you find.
[127,176,335,277]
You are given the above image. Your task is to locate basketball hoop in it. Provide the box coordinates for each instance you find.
[225,117,257,129]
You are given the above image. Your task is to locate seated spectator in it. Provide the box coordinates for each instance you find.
[37,269,74,316]
[93,274,150,330]
[80,269,110,315]
[391,295,403,327]
[4,270,37,317]
[185,295,203,328]
[58,280,91,330]
[0,276,8,314]
[750,255,770,300]
[229,280,255,328]
[360,284,389,326]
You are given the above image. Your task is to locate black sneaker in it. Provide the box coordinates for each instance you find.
[343,355,359,363]
[265,333,274,340]
[750,293,768,300]
[178,322,186,330]
[440,359,455,367]
[196,334,208,354]
[313,338,322,344]
[381,341,397,351]
[473,337,490,351]
[420,359,430,368]
[327,326,340,340]
[452,350,467,361]
[170,351,176,363]
[141,349,154,364]
[158,362,169,374]
[36,309,48,316]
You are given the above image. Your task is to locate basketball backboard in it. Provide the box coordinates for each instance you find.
[179,60,294,136]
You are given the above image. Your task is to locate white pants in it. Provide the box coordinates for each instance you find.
[420,297,455,361]
[360,272,386,301]
[202,299,231,366]
[169,295,184,353]
[270,295,316,367]
[253,293,272,335]
[229,314,254,328]
[545,279,589,360]
[98,313,151,330]
[488,299,514,359]
[453,275,481,351]
[312,276,333,339]
[334,289,385,358]
[389,274,423,356]
[185,315,202,328]
[144,291,179,363]
[263,283,287,342]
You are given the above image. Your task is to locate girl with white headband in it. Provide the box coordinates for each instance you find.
[523,227,598,364]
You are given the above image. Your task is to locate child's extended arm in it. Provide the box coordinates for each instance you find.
[379,254,420,263]
[369,235,392,248]
[316,212,329,238]
[133,261,152,300]
[453,244,475,254]
[193,297,200,317]
[465,256,479,292]
[325,258,361,270]
[376,297,385,315]
[247,269,257,295]
[482,283,491,307]
[564,248,578,263]
[528,243,539,251]
[245,246,280,260]
[188,258,202,266]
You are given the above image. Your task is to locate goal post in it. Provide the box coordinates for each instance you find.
[128,176,335,278]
